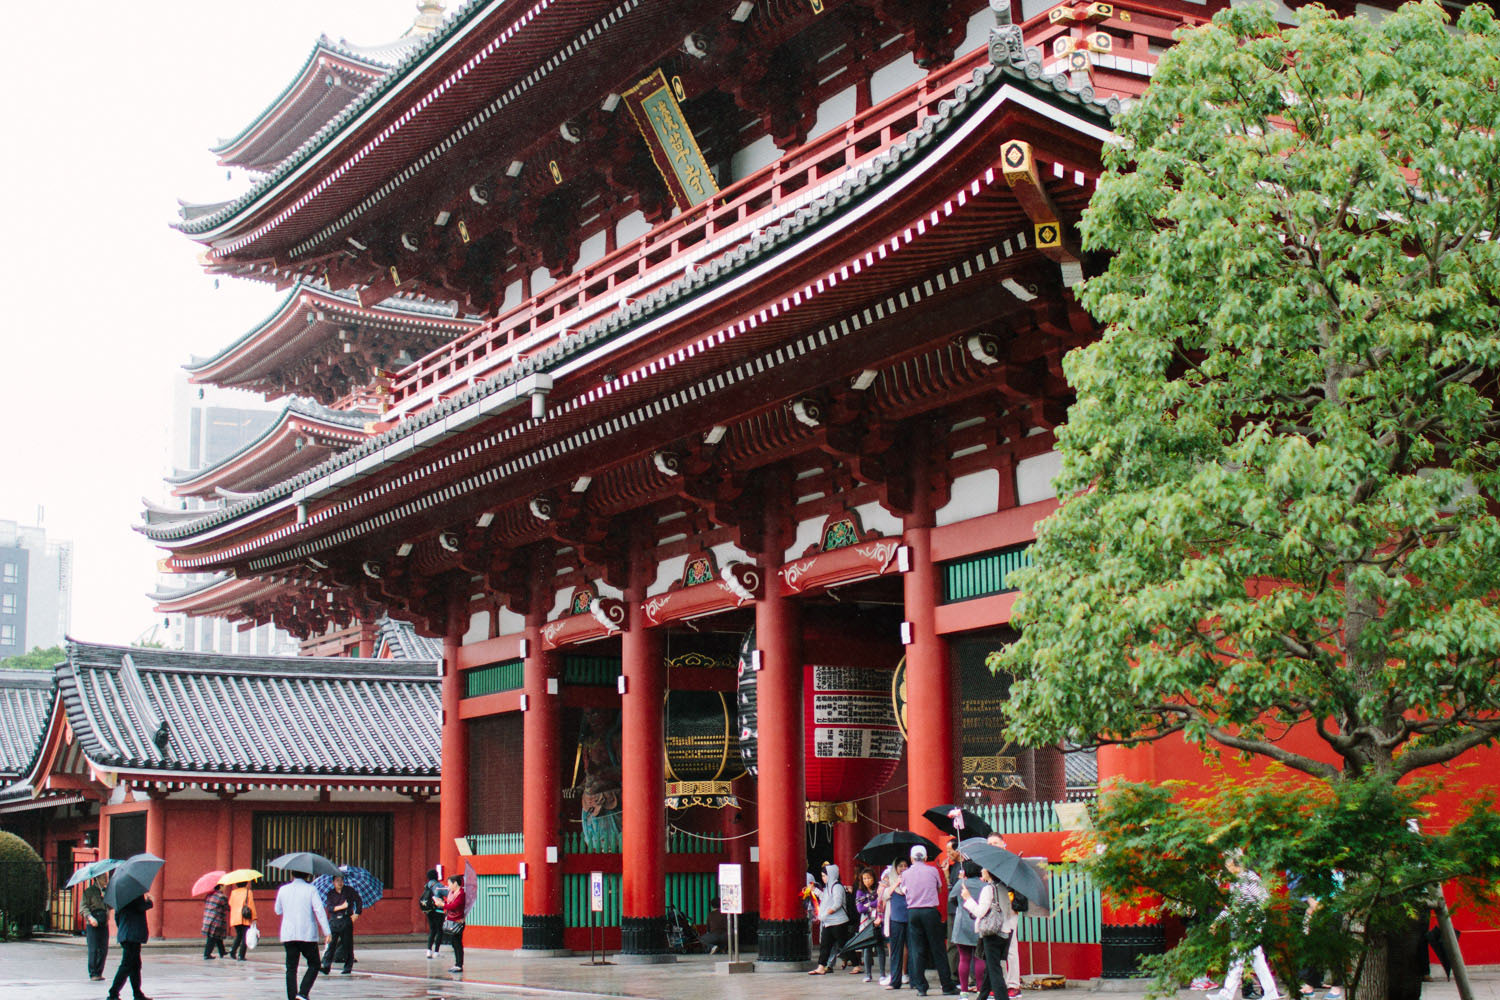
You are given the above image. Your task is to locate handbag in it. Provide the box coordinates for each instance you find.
[976,901,1007,938]
[442,918,465,936]
[245,921,260,950]
[242,905,253,920]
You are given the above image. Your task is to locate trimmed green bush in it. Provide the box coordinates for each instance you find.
[0,830,47,940]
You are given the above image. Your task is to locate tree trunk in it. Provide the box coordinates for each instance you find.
[1354,933,1388,1000]
[1387,918,1428,1000]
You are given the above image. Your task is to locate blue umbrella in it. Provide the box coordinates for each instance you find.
[313,865,384,909]
[103,853,165,910]
[65,858,121,889]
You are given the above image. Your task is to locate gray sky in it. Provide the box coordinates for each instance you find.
[0,1,425,647]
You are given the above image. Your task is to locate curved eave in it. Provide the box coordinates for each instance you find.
[166,407,371,499]
[150,575,287,616]
[184,283,475,389]
[147,59,1116,565]
[212,41,393,171]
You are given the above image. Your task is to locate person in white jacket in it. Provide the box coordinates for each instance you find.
[961,867,1017,1000]
[276,873,332,1000]
[808,863,851,975]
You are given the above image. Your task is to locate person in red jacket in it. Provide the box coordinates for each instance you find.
[442,874,466,974]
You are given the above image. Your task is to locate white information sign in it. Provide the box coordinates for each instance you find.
[718,863,743,915]
[590,870,605,913]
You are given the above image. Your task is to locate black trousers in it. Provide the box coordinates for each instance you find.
[976,933,1010,1000]
[321,924,354,972]
[426,910,444,952]
[448,924,465,969]
[107,940,143,1000]
[284,940,321,1000]
[907,906,956,994]
[229,923,250,959]
[888,921,909,987]
[204,932,226,958]
[85,917,109,977]
[817,921,850,967]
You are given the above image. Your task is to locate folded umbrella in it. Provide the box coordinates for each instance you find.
[463,861,478,915]
[103,853,165,910]
[856,831,939,867]
[65,858,121,889]
[958,837,1049,910]
[921,804,994,840]
[219,868,262,886]
[269,851,341,878]
[314,865,384,909]
[839,920,879,958]
[192,869,229,896]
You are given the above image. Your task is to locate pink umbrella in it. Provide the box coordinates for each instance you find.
[192,870,228,896]
[463,861,478,915]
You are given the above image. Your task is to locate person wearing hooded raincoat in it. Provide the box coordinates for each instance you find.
[808,863,850,975]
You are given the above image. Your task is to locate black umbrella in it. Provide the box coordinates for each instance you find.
[103,853,164,910]
[921,804,994,840]
[856,831,939,867]
[839,920,879,957]
[958,837,1050,910]
[269,851,341,878]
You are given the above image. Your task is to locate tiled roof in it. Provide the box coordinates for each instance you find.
[375,618,444,661]
[0,670,55,779]
[163,397,372,486]
[1062,744,1098,790]
[59,640,439,781]
[144,34,1120,546]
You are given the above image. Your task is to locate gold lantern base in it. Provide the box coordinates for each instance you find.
[805,800,859,824]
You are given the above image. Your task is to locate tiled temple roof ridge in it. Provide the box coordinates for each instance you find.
[183,280,470,373]
[179,0,495,235]
[0,670,56,779]
[144,35,1121,544]
[164,397,373,487]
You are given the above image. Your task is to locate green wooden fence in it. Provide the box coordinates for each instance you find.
[464,658,524,697]
[564,871,621,926]
[561,829,723,855]
[974,800,1062,835]
[666,871,717,923]
[467,833,524,855]
[1015,864,1101,944]
[940,543,1034,603]
[467,873,523,927]
[563,655,619,686]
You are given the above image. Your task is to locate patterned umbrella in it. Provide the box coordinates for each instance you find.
[65,858,121,888]
[313,865,385,910]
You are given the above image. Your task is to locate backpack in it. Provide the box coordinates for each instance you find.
[843,883,858,925]
[418,882,435,913]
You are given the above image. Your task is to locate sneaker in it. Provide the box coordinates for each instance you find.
[1192,980,1220,992]
[1009,990,1023,999]
[449,966,463,973]
[1323,991,1343,1000]
[866,976,876,983]
[881,977,892,986]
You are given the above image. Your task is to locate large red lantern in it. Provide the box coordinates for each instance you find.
[803,663,904,822]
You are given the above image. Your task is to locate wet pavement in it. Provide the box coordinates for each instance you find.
[2,938,1496,1000]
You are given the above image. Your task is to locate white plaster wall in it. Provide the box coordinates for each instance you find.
[852,500,905,538]
[577,229,608,269]
[870,52,923,106]
[809,85,857,142]
[960,5,995,56]
[646,554,689,598]
[593,579,624,601]
[495,606,526,636]
[785,514,827,562]
[710,539,752,570]
[549,588,574,620]
[500,280,522,312]
[935,469,1002,527]
[463,608,490,645]
[530,265,555,295]
[731,134,779,184]
[1016,450,1063,506]
[616,210,652,246]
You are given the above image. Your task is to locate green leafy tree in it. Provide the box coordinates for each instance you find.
[0,645,64,671]
[992,1,1500,995]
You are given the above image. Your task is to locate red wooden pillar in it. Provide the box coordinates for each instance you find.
[905,464,958,846]
[215,794,233,871]
[521,604,565,952]
[620,556,670,957]
[439,591,469,877]
[144,795,165,938]
[1097,742,1162,975]
[755,479,810,965]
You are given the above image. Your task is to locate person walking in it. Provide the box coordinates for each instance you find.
[808,863,851,975]
[276,872,332,1000]
[419,868,447,958]
[857,867,886,983]
[883,858,911,990]
[81,873,110,981]
[949,861,988,997]
[961,866,1016,1000]
[319,871,362,975]
[227,879,257,960]
[1208,853,1284,1000]
[201,883,230,960]
[986,833,1024,999]
[903,845,958,996]
[106,892,152,1000]
[442,873,467,974]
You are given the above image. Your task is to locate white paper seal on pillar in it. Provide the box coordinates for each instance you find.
[735,627,759,777]
[664,652,745,809]
[804,664,904,823]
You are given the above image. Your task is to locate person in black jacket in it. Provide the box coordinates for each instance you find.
[108,893,152,1000]
[320,872,363,975]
